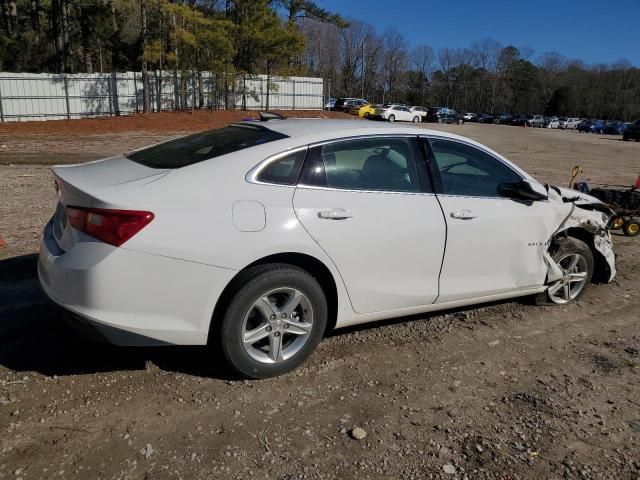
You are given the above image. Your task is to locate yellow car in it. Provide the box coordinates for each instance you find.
[352,103,377,118]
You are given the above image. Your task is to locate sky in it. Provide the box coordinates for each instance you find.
[317,0,640,66]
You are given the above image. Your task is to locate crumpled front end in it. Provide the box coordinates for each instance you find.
[545,186,616,282]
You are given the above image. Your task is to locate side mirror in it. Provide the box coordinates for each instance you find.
[498,179,548,201]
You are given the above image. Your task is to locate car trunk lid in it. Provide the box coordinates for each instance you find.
[50,156,169,252]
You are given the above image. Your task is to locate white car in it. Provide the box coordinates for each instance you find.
[38,119,616,378]
[410,106,428,120]
[565,118,582,130]
[374,104,421,123]
[547,117,560,129]
[463,112,476,121]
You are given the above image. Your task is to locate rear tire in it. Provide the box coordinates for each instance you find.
[533,237,594,306]
[412,116,420,123]
[388,115,395,123]
[215,264,327,379]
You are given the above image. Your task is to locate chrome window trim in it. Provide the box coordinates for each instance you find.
[246,134,421,187]
[295,183,435,197]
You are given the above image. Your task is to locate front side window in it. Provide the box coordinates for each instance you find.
[300,137,421,193]
[257,149,306,185]
[427,139,521,197]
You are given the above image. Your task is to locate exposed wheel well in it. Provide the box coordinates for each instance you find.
[556,227,611,283]
[209,253,339,343]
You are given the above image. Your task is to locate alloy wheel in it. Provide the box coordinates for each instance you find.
[547,253,589,304]
[241,288,314,364]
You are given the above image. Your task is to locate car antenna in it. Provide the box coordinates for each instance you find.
[259,111,286,121]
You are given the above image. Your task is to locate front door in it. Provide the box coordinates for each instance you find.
[293,136,446,314]
[423,137,557,303]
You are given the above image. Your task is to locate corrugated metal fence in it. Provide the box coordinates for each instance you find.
[0,71,324,122]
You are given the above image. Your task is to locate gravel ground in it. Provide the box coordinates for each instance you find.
[0,116,639,479]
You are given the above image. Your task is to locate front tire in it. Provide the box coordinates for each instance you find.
[412,116,420,123]
[534,237,594,305]
[216,264,327,379]
[388,115,395,123]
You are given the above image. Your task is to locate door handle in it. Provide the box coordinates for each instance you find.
[318,208,353,220]
[450,210,476,220]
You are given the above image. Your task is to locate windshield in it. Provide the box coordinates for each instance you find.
[126,124,288,169]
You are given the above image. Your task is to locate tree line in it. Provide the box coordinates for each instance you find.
[304,20,640,120]
[1,0,639,120]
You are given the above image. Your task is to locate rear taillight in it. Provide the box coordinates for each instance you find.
[66,207,154,247]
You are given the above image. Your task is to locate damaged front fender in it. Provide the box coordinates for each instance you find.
[544,185,616,282]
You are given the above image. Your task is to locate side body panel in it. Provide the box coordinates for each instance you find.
[293,187,446,313]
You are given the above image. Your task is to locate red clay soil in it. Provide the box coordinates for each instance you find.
[0,110,355,134]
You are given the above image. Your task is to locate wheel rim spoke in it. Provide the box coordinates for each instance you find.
[569,272,587,282]
[564,254,580,272]
[243,323,271,345]
[548,281,563,295]
[268,333,283,361]
[284,320,312,336]
[563,283,571,301]
[281,290,303,316]
[254,296,278,320]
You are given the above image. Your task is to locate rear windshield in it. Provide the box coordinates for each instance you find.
[126,124,288,169]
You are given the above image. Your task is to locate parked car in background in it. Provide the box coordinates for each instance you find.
[38,118,617,378]
[557,117,568,129]
[324,98,336,109]
[497,113,513,124]
[333,98,368,112]
[509,114,529,126]
[373,104,421,122]
[410,106,429,120]
[352,103,377,118]
[425,107,447,123]
[603,121,629,135]
[577,120,593,132]
[589,120,606,134]
[476,113,496,124]
[437,110,465,125]
[547,117,560,129]
[565,118,582,129]
[527,115,545,127]
[463,112,477,121]
[623,119,640,141]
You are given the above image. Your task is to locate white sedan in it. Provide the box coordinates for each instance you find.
[39,119,616,378]
[373,104,421,122]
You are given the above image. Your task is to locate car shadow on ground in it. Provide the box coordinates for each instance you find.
[0,253,237,380]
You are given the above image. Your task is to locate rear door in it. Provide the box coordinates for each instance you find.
[422,137,557,303]
[293,136,446,314]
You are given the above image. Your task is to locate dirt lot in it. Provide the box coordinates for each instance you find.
[0,114,638,479]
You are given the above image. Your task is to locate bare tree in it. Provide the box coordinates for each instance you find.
[380,27,407,102]
[537,51,567,107]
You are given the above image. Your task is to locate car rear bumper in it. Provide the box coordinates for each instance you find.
[38,219,237,346]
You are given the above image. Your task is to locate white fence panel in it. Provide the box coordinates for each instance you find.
[0,71,324,122]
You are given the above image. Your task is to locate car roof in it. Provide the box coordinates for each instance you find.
[245,118,470,144]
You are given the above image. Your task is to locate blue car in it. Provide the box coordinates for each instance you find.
[589,120,606,133]
[577,120,593,132]
[603,121,631,135]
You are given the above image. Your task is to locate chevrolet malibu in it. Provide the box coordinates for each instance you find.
[38,119,616,378]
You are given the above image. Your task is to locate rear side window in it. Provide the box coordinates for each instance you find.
[299,137,421,193]
[257,149,306,185]
[126,124,288,169]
